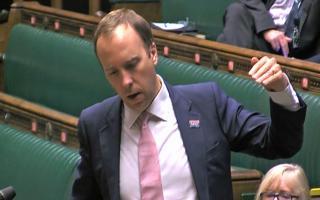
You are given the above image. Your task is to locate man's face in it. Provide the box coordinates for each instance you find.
[96,24,161,112]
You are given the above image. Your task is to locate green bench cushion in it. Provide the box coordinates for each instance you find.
[161,0,234,40]
[0,124,80,200]
[4,24,320,187]
[156,56,270,114]
[4,24,114,117]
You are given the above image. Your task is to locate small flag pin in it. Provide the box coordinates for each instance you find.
[189,119,200,128]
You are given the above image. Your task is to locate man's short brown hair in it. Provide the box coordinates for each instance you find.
[94,9,154,54]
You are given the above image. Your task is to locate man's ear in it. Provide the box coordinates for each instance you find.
[150,42,158,65]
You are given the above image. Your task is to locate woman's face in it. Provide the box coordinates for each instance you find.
[260,175,300,200]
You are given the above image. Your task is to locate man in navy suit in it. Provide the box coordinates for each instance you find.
[71,8,306,200]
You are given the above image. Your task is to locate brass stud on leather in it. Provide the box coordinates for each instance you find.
[31,119,37,133]
[301,77,309,90]
[163,46,169,57]
[60,131,68,144]
[54,20,60,31]
[30,16,36,26]
[227,60,234,73]
[79,26,85,37]
[194,53,200,65]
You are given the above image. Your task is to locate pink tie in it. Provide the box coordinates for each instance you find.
[138,113,164,200]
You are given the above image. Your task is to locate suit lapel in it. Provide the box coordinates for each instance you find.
[299,0,312,31]
[97,84,210,200]
[167,84,209,200]
[99,97,122,200]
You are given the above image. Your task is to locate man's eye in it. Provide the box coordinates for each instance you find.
[125,58,140,70]
[109,70,118,76]
[126,62,137,70]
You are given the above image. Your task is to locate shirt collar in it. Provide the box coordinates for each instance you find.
[123,75,171,128]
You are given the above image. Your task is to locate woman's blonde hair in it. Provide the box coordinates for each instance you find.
[255,163,310,200]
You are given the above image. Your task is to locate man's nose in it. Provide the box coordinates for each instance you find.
[121,70,133,86]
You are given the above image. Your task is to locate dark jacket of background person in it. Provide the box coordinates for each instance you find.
[218,0,320,61]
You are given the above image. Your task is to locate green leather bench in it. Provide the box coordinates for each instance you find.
[2,24,320,196]
[161,0,234,40]
[109,0,161,22]
[4,23,114,117]
[0,123,80,200]
[3,24,266,118]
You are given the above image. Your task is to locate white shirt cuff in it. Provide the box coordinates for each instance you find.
[268,79,300,111]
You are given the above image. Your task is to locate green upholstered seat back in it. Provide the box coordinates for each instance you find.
[156,57,270,114]
[161,0,234,40]
[0,124,80,200]
[5,24,266,116]
[4,24,320,186]
[4,24,114,117]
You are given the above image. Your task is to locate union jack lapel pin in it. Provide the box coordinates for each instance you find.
[189,119,200,128]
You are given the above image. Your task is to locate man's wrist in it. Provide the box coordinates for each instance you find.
[268,81,300,111]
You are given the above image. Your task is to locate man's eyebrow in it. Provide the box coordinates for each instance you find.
[103,64,116,72]
[123,56,140,67]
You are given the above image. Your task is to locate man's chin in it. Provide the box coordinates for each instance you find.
[124,94,153,112]
[125,101,146,112]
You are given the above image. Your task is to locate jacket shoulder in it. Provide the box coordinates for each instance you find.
[79,96,120,122]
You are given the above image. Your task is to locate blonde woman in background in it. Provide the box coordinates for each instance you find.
[256,163,310,200]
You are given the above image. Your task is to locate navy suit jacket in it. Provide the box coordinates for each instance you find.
[72,82,306,200]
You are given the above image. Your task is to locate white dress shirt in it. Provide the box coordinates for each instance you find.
[120,76,198,200]
[268,74,300,111]
[269,0,295,29]
[119,75,300,200]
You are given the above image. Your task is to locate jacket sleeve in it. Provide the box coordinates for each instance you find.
[212,83,306,159]
[71,115,104,200]
[238,0,277,33]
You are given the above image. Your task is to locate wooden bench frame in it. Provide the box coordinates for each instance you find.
[0,92,79,147]
[2,1,320,95]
